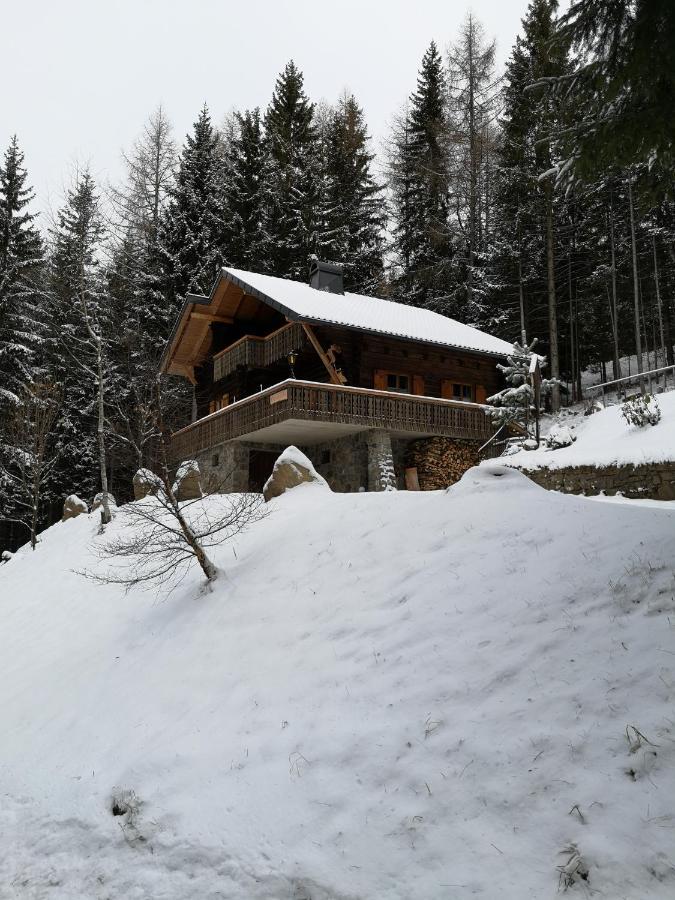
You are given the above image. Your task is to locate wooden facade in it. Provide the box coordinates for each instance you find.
[192,322,501,423]
[160,267,507,474]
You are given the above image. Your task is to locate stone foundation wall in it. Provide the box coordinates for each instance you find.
[196,440,288,493]
[303,432,370,492]
[193,430,412,495]
[191,430,476,494]
[521,462,675,501]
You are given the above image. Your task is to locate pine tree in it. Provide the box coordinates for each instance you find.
[321,94,384,293]
[0,136,46,538]
[486,339,553,435]
[160,105,227,306]
[489,0,571,410]
[222,108,267,271]
[47,169,111,503]
[389,42,453,312]
[262,61,322,279]
[0,136,44,411]
[557,0,675,187]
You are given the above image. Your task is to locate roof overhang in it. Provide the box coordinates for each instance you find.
[160,274,274,377]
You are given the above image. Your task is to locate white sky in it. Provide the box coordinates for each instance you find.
[3,0,537,221]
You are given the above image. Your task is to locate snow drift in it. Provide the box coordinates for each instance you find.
[1,466,674,898]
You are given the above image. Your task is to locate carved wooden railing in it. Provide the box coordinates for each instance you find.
[213,322,306,382]
[171,379,493,461]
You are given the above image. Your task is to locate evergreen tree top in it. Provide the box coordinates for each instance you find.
[409,42,447,139]
[0,136,43,269]
[265,60,316,152]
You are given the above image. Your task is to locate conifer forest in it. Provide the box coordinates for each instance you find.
[1,0,674,546]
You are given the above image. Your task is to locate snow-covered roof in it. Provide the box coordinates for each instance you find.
[222,267,512,357]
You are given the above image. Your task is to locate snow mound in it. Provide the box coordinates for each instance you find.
[506,388,675,470]
[1,478,674,898]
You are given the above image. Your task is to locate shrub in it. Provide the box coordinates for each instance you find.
[621,393,661,427]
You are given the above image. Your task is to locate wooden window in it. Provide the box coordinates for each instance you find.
[441,380,474,401]
[374,369,416,394]
[209,393,230,414]
[387,373,409,393]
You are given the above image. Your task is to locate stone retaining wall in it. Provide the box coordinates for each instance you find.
[519,461,675,501]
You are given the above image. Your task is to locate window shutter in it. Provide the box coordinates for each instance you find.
[374,370,387,390]
[440,380,452,399]
[475,385,487,404]
[412,375,425,396]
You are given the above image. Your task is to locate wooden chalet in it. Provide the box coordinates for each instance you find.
[160,261,511,492]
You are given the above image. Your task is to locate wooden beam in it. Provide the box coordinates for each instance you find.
[173,364,197,385]
[191,311,234,324]
[301,323,347,385]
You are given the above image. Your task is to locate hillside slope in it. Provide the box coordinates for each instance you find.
[506,389,675,470]
[1,466,674,899]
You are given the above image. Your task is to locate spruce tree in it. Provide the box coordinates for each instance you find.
[223,108,267,272]
[262,61,321,279]
[47,170,110,502]
[489,0,570,410]
[0,136,44,409]
[321,94,384,293]
[160,105,227,306]
[389,42,453,312]
[557,0,675,188]
[0,136,45,537]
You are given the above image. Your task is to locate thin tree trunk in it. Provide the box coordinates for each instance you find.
[568,250,575,403]
[97,341,113,525]
[608,195,621,379]
[652,235,666,369]
[517,210,527,345]
[627,178,644,389]
[545,184,560,412]
[79,264,112,525]
[156,379,217,582]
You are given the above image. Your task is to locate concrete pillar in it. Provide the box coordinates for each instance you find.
[366,430,397,492]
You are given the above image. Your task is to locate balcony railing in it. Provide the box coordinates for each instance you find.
[213,322,306,382]
[170,379,494,461]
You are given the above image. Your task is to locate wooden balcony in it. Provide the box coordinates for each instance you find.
[213,321,306,382]
[170,379,494,461]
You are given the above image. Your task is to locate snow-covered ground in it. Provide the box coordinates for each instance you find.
[1,467,675,898]
[506,389,675,470]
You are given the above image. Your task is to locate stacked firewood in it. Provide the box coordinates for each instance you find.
[406,438,480,490]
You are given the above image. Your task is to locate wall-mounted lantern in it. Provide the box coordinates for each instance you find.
[287,349,299,378]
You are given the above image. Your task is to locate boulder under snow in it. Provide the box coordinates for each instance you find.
[263,446,329,502]
[172,460,202,500]
[61,494,88,522]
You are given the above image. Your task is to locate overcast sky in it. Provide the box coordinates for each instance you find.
[3,0,537,221]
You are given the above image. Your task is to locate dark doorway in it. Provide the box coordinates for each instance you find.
[248,449,279,493]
